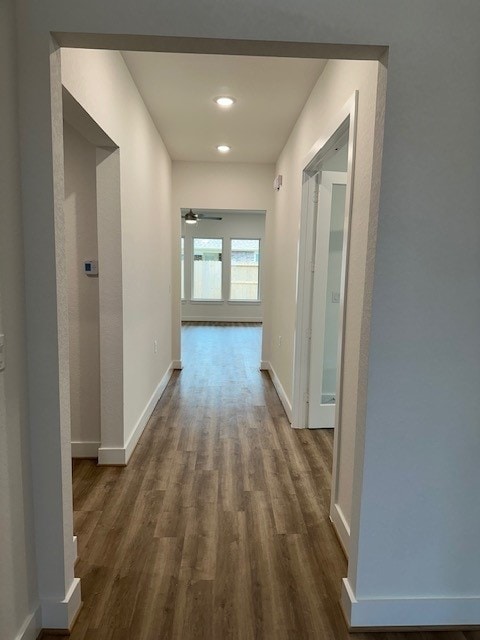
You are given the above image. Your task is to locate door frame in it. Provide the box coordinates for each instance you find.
[292,91,358,552]
[63,88,125,464]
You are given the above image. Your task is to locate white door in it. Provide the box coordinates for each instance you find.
[308,171,347,428]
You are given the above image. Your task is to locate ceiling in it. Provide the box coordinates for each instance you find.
[121,52,326,164]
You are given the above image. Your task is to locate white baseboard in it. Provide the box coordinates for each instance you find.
[182,316,262,322]
[15,607,42,640]
[71,441,100,458]
[342,578,480,629]
[123,364,174,463]
[172,359,183,369]
[330,503,350,557]
[263,361,293,423]
[97,446,126,466]
[98,363,174,466]
[41,577,81,629]
[260,360,270,370]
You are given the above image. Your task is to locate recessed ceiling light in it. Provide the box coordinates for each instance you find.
[214,96,236,108]
[217,145,231,153]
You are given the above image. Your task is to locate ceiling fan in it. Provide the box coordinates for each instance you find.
[181,209,223,225]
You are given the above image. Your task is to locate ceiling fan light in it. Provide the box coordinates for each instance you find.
[184,209,198,224]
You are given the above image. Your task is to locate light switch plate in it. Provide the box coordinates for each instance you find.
[84,260,98,276]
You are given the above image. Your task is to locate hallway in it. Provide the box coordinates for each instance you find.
[49,324,470,640]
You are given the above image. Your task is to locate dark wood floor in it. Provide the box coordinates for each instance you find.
[45,324,479,639]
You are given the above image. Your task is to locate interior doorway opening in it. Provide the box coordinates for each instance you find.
[293,94,358,554]
[40,34,387,634]
[180,209,265,325]
[62,88,124,465]
[179,208,266,385]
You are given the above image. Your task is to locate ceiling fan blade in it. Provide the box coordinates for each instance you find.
[197,215,223,220]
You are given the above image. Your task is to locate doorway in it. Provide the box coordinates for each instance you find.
[62,88,124,464]
[292,93,357,553]
[180,209,265,324]
[179,209,266,395]
[23,34,386,633]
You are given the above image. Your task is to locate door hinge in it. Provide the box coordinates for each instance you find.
[305,391,310,404]
[313,190,319,204]
[310,261,315,273]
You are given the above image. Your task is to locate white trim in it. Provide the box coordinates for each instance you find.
[259,360,270,371]
[41,577,81,629]
[291,172,317,430]
[292,91,357,434]
[172,359,183,370]
[14,607,42,640]
[330,504,350,556]
[263,361,293,423]
[342,578,480,629]
[96,446,126,466]
[124,362,174,463]
[95,146,124,476]
[290,92,358,548]
[189,299,224,304]
[72,535,78,563]
[98,363,174,465]
[71,441,100,458]
[329,94,358,549]
[182,316,262,323]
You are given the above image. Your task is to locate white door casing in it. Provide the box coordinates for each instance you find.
[292,91,358,555]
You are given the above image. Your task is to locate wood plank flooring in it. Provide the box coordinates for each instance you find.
[44,324,480,639]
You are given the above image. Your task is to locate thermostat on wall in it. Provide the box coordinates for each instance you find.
[84,260,98,276]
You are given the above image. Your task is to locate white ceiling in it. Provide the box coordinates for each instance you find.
[122,52,326,164]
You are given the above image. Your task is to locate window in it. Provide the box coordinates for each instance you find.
[181,236,185,299]
[230,239,260,300]
[193,238,223,300]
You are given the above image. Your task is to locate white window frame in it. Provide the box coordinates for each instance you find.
[229,237,261,303]
[191,236,224,302]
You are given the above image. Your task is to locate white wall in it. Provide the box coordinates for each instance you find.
[61,49,173,459]
[172,162,274,358]
[265,59,381,540]
[63,122,101,455]
[0,1,40,638]
[15,0,480,630]
[181,212,265,322]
